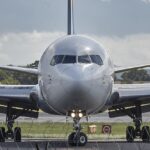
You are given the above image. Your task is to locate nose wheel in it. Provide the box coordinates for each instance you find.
[68,112,88,146]
[68,132,87,146]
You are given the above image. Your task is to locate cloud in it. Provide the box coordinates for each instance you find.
[90,34,150,66]
[141,0,150,3]
[0,31,65,65]
[100,0,111,2]
[0,31,150,67]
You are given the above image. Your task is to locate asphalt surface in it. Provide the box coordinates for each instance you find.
[0,140,150,150]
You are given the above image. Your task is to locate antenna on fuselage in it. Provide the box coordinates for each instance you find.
[67,0,75,35]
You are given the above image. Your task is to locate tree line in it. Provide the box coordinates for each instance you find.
[115,69,150,83]
[0,61,39,85]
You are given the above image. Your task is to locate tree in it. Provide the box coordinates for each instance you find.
[26,60,39,69]
[0,70,20,85]
[0,60,39,85]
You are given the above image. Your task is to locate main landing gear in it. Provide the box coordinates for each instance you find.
[68,111,88,146]
[124,104,150,142]
[0,106,21,142]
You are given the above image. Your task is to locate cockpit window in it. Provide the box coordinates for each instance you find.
[78,55,91,64]
[50,55,76,66]
[63,55,76,64]
[50,54,103,66]
[50,55,64,66]
[90,55,103,65]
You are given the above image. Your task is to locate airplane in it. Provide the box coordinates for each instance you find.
[0,0,150,146]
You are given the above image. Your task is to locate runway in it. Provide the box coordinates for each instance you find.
[0,140,150,150]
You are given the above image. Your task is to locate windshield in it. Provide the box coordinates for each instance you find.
[50,55,76,66]
[78,55,103,65]
[78,55,91,64]
[90,55,103,65]
[50,55,103,66]
[50,55,64,66]
[63,55,76,64]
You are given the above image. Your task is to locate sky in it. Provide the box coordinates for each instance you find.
[0,0,150,66]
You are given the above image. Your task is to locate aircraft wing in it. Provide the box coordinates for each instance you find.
[0,66,39,75]
[0,85,39,118]
[114,64,150,73]
[108,83,150,118]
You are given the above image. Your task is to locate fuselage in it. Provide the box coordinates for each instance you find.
[38,35,114,115]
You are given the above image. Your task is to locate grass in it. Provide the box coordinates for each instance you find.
[1,121,150,139]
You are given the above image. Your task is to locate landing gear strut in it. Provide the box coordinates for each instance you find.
[125,104,150,142]
[0,105,22,142]
[68,112,87,146]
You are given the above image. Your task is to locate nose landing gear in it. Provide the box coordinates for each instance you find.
[68,111,88,146]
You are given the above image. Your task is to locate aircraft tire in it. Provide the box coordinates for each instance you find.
[14,127,21,142]
[68,132,87,146]
[0,127,5,142]
[141,126,150,142]
[78,132,88,146]
[126,126,135,142]
[68,132,76,146]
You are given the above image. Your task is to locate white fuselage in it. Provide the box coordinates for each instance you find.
[38,35,114,115]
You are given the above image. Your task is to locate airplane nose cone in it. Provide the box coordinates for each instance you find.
[58,65,103,112]
[60,65,93,93]
[61,66,87,93]
[61,65,94,81]
[46,64,111,114]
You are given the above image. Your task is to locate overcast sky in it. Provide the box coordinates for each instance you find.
[0,0,150,66]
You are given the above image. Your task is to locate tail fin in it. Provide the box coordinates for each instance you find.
[67,0,75,35]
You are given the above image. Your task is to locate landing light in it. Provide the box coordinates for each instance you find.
[71,112,76,118]
[79,113,83,118]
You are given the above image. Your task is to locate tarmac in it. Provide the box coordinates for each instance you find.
[0,140,150,150]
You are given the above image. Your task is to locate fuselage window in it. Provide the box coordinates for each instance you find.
[90,55,103,65]
[63,55,76,64]
[78,55,91,64]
